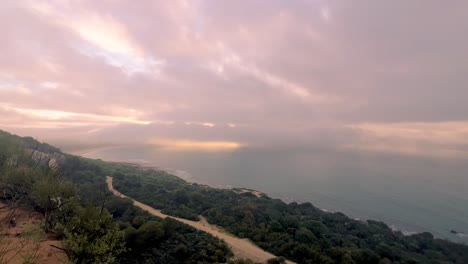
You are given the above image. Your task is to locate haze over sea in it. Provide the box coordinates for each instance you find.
[3,0,468,248]
[74,144,468,244]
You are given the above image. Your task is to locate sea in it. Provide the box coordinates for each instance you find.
[76,144,468,243]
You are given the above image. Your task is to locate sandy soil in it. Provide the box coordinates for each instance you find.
[0,203,67,264]
[106,176,295,264]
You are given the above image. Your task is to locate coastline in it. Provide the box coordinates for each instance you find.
[77,154,468,245]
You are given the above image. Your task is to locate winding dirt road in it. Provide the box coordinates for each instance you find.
[106,176,294,264]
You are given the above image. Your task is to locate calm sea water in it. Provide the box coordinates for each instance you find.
[78,145,468,243]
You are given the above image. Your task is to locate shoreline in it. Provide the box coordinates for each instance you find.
[83,155,467,244]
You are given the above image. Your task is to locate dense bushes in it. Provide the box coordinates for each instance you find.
[60,206,126,263]
[0,130,126,263]
[104,195,232,263]
[54,139,233,263]
[112,166,468,264]
[0,130,232,263]
[3,130,468,264]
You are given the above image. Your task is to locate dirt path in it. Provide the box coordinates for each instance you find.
[106,176,295,264]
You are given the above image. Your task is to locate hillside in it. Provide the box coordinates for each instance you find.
[1,129,468,264]
[0,202,67,264]
[109,161,468,264]
[0,130,233,264]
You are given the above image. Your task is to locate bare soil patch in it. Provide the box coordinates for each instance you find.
[0,203,67,264]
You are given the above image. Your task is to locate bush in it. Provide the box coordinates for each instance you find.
[62,206,126,264]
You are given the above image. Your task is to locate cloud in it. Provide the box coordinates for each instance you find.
[40,81,59,90]
[1,0,468,160]
[69,14,167,76]
[0,103,152,128]
[23,1,165,76]
[69,13,141,57]
[348,122,468,159]
[219,49,339,103]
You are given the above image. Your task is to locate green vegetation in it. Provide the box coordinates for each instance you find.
[111,163,468,264]
[59,153,232,263]
[2,129,468,264]
[0,130,232,263]
[114,204,231,263]
[0,130,126,263]
[59,206,126,263]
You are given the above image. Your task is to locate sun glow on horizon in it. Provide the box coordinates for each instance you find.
[148,139,243,151]
[0,104,152,128]
[347,121,468,159]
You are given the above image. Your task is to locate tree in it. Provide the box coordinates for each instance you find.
[62,206,126,263]
[132,221,165,246]
[174,188,189,204]
[162,217,178,238]
[132,216,145,228]
[106,196,133,218]
[31,174,77,231]
[295,227,317,243]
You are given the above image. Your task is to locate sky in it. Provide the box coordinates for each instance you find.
[1,0,468,158]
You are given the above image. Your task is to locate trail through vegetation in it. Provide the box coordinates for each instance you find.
[107,176,294,264]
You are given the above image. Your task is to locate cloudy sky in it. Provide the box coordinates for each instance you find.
[1,0,468,158]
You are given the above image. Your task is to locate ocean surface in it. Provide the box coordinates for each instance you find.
[77,145,468,243]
